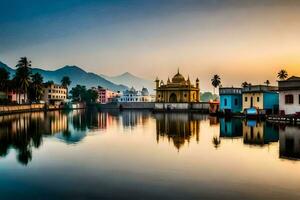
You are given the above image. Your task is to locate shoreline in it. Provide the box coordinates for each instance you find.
[0,103,86,116]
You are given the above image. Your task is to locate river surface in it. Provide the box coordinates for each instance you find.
[0,109,299,199]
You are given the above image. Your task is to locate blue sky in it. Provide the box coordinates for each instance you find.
[1,0,300,91]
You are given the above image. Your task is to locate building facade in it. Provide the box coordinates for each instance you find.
[155,70,199,103]
[42,83,67,105]
[242,85,279,114]
[219,87,242,113]
[117,87,153,102]
[94,87,119,104]
[278,76,300,115]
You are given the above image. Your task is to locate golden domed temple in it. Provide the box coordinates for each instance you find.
[155,69,199,103]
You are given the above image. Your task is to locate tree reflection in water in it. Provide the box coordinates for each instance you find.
[0,110,299,166]
[0,109,118,165]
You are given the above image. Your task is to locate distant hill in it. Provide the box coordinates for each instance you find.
[101,72,154,94]
[0,61,15,78]
[0,62,128,92]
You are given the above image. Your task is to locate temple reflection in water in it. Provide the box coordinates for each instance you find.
[155,113,205,150]
[1,110,300,166]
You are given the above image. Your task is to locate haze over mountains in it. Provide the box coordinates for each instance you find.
[0,61,154,93]
[100,72,154,92]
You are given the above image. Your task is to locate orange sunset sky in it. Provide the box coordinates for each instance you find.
[1,0,300,91]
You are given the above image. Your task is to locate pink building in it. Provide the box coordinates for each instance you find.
[7,91,27,104]
[94,87,119,104]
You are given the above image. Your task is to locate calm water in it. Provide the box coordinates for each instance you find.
[0,109,300,199]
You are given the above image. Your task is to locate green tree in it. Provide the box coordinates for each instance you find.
[70,85,86,102]
[277,69,288,80]
[15,57,32,104]
[0,67,10,92]
[84,89,98,103]
[61,76,71,98]
[30,72,44,102]
[211,74,221,94]
[241,81,249,88]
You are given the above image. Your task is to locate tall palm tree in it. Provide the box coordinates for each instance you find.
[0,67,10,93]
[277,69,288,80]
[264,80,270,86]
[61,76,71,98]
[211,74,221,94]
[15,57,32,104]
[31,72,44,102]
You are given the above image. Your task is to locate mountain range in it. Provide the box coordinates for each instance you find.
[100,72,154,92]
[0,61,153,92]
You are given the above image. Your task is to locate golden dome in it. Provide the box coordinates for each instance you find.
[172,69,185,84]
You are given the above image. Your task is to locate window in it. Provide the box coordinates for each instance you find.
[48,95,51,98]
[49,89,51,93]
[285,94,294,104]
[224,98,227,106]
[234,98,238,106]
[257,97,260,102]
[245,97,248,102]
[299,94,300,104]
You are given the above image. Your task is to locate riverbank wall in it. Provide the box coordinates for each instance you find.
[0,103,86,115]
[98,102,155,110]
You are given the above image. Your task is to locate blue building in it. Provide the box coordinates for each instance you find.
[219,87,242,113]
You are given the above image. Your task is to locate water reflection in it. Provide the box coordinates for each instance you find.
[155,113,205,150]
[1,110,300,166]
[243,120,279,146]
[279,125,300,160]
[0,110,154,165]
[220,118,242,138]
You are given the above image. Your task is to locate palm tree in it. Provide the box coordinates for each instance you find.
[241,81,249,88]
[264,80,270,86]
[0,67,10,93]
[15,57,32,104]
[212,136,221,149]
[31,72,44,102]
[277,69,288,80]
[211,74,221,94]
[61,76,71,99]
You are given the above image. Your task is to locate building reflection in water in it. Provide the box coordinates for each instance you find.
[243,120,279,146]
[0,109,122,165]
[155,113,205,150]
[121,110,151,129]
[279,125,300,160]
[219,118,243,138]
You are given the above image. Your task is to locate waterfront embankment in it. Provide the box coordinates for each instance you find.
[0,103,86,115]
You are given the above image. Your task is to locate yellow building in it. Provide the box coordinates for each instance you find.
[155,70,199,103]
[242,85,279,113]
[42,83,67,105]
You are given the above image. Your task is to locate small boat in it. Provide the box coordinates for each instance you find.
[244,107,265,118]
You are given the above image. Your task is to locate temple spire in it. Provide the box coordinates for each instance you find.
[177,68,180,75]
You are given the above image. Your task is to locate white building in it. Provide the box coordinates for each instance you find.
[117,87,153,102]
[278,76,300,115]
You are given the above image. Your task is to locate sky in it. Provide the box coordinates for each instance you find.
[1,0,300,91]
